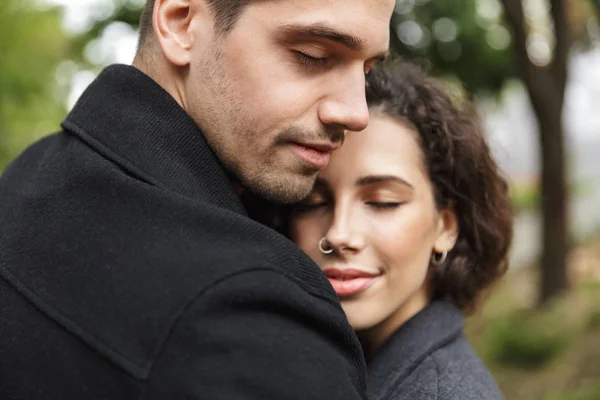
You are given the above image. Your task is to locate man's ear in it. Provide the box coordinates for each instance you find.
[153,0,211,66]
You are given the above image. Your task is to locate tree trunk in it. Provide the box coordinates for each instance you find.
[501,0,570,305]
[532,90,569,303]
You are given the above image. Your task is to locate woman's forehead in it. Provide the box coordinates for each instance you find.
[320,116,427,185]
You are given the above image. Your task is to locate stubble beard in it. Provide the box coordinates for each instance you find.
[233,123,348,204]
[216,121,324,204]
[194,43,336,204]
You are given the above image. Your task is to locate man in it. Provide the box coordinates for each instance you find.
[0,0,393,398]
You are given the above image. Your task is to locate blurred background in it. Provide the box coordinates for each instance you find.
[1,0,599,398]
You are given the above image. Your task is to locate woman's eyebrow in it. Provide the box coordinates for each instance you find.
[355,175,413,188]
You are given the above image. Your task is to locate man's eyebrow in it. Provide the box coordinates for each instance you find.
[279,23,363,49]
[372,52,389,63]
[278,23,389,61]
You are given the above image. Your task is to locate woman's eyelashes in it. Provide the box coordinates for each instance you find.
[294,192,329,212]
[294,197,405,213]
[294,201,328,212]
[365,201,403,209]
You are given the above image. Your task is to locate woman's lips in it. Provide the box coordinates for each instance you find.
[324,268,380,297]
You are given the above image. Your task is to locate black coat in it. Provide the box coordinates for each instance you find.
[0,65,367,400]
[367,300,503,400]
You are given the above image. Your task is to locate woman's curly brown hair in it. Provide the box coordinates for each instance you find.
[366,62,513,312]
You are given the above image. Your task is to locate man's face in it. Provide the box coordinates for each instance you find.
[183,0,394,203]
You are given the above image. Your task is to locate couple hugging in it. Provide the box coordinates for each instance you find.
[0,0,512,399]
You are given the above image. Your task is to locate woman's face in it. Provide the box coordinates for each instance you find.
[290,113,457,339]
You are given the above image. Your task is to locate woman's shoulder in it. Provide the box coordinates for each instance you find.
[431,335,503,399]
[367,301,503,400]
[385,336,503,400]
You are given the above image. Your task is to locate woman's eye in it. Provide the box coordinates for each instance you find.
[366,201,402,209]
[294,201,328,213]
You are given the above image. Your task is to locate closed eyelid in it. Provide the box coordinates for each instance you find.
[277,23,388,67]
[360,185,413,202]
[294,43,329,53]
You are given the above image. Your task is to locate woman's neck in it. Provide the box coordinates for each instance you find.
[357,290,430,362]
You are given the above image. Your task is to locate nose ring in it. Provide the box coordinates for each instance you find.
[318,237,334,255]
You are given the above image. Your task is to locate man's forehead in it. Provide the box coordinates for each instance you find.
[257,0,394,36]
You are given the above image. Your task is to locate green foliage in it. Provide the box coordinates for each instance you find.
[467,261,600,399]
[486,307,572,368]
[511,179,598,212]
[540,385,600,400]
[70,0,144,68]
[586,309,600,330]
[0,0,70,170]
[510,182,540,212]
[390,0,516,96]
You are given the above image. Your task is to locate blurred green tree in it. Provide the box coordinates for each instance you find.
[69,0,142,69]
[388,0,595,305]
[0,0,70,170]
[499,0,570,305]
[593,0,600,19]
[389,0,516,96]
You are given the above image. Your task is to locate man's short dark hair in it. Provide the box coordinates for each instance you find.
[138,0,249,50]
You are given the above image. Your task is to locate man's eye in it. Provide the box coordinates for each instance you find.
[293,51,330,69]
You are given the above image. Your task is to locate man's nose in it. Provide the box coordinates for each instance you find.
[318,72,369,133]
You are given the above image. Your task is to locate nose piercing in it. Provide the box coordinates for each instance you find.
[318,237,333,255]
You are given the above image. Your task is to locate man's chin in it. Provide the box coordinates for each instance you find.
[246,170,318,205]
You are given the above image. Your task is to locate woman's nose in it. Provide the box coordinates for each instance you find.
[325,208,366,255]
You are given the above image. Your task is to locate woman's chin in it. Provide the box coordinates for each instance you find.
[345,313,379,332]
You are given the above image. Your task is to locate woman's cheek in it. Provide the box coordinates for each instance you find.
[292,218,324,258]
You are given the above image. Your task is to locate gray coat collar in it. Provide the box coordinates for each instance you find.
[366,300,465,400]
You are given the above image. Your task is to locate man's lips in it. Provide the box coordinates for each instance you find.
[301,142,342,153]
[289,141,342,169]
[324,268,381,297]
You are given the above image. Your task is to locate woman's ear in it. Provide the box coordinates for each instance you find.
[433,208,459,253]
[153,0,211,66]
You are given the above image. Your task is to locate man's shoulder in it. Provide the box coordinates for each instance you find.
[0,131,337,380]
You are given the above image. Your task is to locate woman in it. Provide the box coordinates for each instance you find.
[288,63,513,400]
